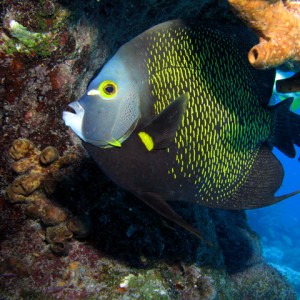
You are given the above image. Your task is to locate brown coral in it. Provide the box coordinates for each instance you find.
[7,138,76,203]
[228,0,300,69]
[46,223,73,254]
[6,138,88,254]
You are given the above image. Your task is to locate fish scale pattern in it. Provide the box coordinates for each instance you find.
[142,23,271,205]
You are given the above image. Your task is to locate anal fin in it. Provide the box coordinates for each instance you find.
[231,145,299,209]
[274,190,300,202]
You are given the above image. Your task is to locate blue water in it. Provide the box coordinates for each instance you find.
[247,70,300,297]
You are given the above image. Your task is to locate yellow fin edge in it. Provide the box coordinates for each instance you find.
[107,138,122,148]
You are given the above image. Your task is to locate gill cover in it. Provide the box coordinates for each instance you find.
[63,52,140,147]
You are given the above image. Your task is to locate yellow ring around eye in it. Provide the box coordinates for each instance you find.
[98,80,118,99]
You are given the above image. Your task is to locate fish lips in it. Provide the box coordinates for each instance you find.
[62,100,117,147]
[62,101,99,145]
[63,101,86,141]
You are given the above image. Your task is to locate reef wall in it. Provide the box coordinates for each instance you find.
[0,0,297,299]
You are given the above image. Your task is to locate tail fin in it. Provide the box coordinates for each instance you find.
[270,98,300,158]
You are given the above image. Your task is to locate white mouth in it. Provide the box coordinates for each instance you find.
[62,101,86,141]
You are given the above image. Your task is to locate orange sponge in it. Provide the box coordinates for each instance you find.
[228,0,300,69]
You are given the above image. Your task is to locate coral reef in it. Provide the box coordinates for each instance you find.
[231,262,296,299]
[269,263,300,295]
[228,0,300,69]
[248,201,300,296]
[6,138,87,254]
[0,0,298,298]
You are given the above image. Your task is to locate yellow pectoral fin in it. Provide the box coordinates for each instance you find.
[138,131,154,151]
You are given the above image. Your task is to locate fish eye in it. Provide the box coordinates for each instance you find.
[98,80,118,99]
[104,84,115,94]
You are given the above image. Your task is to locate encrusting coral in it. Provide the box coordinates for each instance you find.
[6,138,88,254]
[228,0,300,69]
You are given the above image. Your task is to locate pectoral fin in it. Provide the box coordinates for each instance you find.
[135,191,213,247]
[138,94,188,151]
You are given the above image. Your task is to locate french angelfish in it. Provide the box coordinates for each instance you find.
[63,20,300,242]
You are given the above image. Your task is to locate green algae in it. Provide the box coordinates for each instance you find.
[0,6,71,57]
[120,270,170,300]
[7,20,54,56]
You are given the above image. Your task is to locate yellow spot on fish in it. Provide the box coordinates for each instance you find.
[138,131,154,151]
